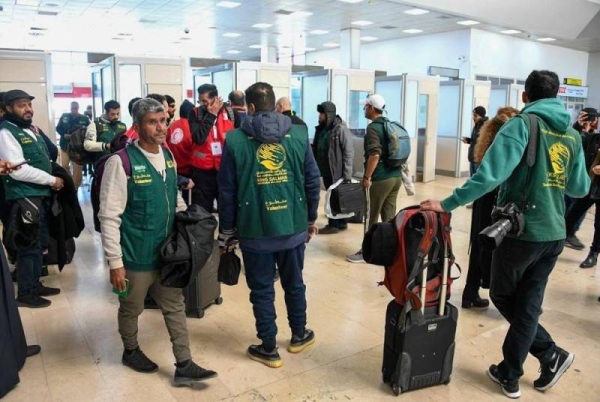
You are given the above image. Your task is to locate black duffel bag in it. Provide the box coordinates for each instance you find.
[362,221,398,266]
[218,248,241,286]
[330,182,365,215]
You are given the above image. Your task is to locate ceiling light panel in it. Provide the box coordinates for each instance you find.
[252,23,272,28]
[501,30,521,34]
[457,20,480,26]
[310,30,329,35]
[323,42,339,47]
[338,0,364,3]
[249,44,264,48]
[537,37,556,42]
[304,47,316,51]
[360,36,378,41]
[223,32,240,37]
[351,20,373,26]
[226,50,241,54]
[291,11,313,17]
[216,1,241,8]
[402,29,423,34]
[404,8,429,15]
[16,0,40,6]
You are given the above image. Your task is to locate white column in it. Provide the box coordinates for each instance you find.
[340,28,361,69]
[260,46,278,63]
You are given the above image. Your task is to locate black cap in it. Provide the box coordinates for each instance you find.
[473,106,486,118]
[317,101,336,114]
[4,89,35,104]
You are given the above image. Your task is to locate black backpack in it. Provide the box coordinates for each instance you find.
[66,125,93,165]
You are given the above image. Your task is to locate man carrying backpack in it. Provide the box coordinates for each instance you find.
[347,94,401,263]
[313,101,354,234]
[84,100,127,164]
[421,70,590,399]
[56,101,90,188]
[98,98,217,385]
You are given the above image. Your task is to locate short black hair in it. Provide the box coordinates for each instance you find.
[0,92,6,113]
[228,90,245,107]
[198,84,218,98]
[146,93,166,104]
[245,82,275,113]
[525,70,560,102]
[164,94,175,105]
[104,100,120,112]
[128,97,142,116]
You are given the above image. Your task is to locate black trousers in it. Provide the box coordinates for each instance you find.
[565,193,600,252]
[190,167,219,214]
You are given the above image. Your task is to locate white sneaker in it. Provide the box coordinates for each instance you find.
[346,250,365,263]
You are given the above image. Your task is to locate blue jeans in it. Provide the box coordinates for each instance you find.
[242,244,307,349]
[16,200,49,297]
[490,237,562,381]
[564,195,585,233]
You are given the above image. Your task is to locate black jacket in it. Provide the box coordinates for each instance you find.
[282,110,307,128]
[160,204,217,288]
[467,117,488,163]
[188,105,241,145]
[47,163,84,270]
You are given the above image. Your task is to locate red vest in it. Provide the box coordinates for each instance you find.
[190,108,235,171]
[167,118,193,176]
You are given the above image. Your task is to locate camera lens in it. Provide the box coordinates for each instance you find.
[479,219,513,251]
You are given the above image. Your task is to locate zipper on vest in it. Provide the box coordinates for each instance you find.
[164,171,171,239]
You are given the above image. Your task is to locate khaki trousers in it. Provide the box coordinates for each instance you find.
[368,176,401,228]
[118,269,192,362]
[60,150,83,188]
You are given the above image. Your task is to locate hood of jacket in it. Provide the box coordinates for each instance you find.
[241,111,292,144]
[522,98,572,133]
[179,99,194,120]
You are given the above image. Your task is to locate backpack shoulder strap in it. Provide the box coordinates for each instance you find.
[116,148,131,177]
[226,105,236,125]
[525,113,539,168]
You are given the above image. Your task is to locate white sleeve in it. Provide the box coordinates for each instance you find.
[84,121,105,152]
[98,155,128,270]
[0,128,56,186]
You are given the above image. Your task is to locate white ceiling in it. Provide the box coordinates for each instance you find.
[0,0,598,62]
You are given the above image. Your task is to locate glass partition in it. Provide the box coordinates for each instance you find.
[118,64,142,127]
[462,85,475,139]
[438,84,460,137]
[332,74,348,123]
[213,69,233,98]
[101,65,113,105]
[291,75,301,116]
[302,74,327,138]
[348,90,369,136]
[417,94,429,172]
[92,70,102,118]
[404,80,419,139]
[375,79,402,124]
[193,74,211,103]
[490,87,507,116]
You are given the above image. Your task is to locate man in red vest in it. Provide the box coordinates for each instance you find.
[167,99,196,203]
[188,84,239,212]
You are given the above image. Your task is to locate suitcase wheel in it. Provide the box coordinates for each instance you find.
[215,297,223,305]
[195,309,205,319]
[444,377,451,385]
[391,382,401,396]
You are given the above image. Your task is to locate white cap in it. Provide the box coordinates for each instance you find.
[360,94,386,110]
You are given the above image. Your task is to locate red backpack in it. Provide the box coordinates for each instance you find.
[363,206,460,311]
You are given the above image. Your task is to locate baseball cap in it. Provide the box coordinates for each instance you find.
[4,89,35,104]
[360,94,386,110]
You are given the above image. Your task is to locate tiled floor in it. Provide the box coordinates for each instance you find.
[5,176,600,402]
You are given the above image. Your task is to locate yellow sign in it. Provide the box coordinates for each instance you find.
[564,78,582,86]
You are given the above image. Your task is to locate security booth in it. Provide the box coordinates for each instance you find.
[437,79,491,178]
[92,56,186,127]
[375,74,441,183]
[489,84,525,115]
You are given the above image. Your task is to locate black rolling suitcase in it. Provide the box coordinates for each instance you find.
[330,182,365,215]
[382,252,458,395]
[182,240,223,318]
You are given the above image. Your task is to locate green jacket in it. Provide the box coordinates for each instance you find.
[0,120,52,201]
[120,146,177,271]
[56,113,90,151]
[365,117,401,181]
[441,98,590,242]
[225,124,309,239]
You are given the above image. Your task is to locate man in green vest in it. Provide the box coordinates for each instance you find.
[56,101,90,188]
[84,100,127,163]
[218,82,321,368]
[347,94,401,263]
[421,71,590,399]
[0,89,64,308]
[98,98,217,386]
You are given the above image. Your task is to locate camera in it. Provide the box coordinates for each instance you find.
[479,202,525,251]
[184,28,190,34]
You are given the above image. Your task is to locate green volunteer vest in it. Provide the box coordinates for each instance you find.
[120,145,177,271]
[95,118,127,156]
[497,115,582,242]
[58,113,90,151]
[1,120,52,200]
[366,118,401,181]
[226,125,309,239]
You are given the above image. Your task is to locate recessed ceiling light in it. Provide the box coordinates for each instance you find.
[304,47,316,51]
[16,0,39,6]
[223,32,241,37]
[404,8,429,15]
[537,37,556,42]
[501,29,521,34]
[338,0,364,3]
[216,1,241,8]
[360,36,378,41]
[323,43,339,47]
[457,20,480,26]
[252,23,272,28]
[226,50,241,54]
[43,2,59,7]
[249,44,264,48]
[310,30,329,35]
[351,20,373,26]
[291,11,313,17]
[402,29,423,34]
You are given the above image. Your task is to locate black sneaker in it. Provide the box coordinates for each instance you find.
[16,294,51,308]
[288,329,315,354]
[173,360,218,387]
[564,235,585,250]
[319,225,340,235]
[247,344,283,368]
[487,364,521,399]
[26,345,41,357]
[33,283,61,297]
[534,347,574,392]
[122,347,158,373]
